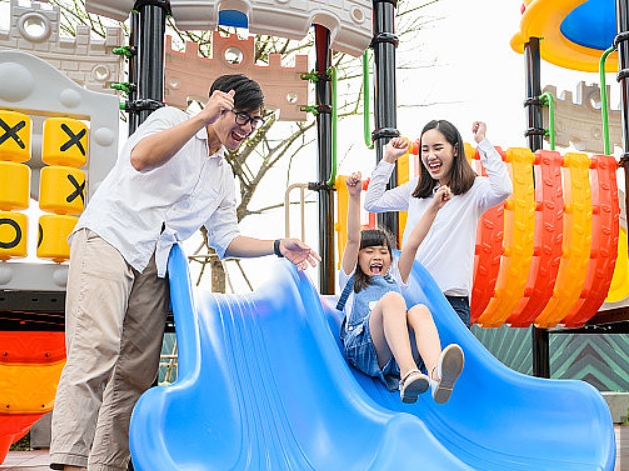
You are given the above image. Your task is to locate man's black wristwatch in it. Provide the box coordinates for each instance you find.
[274,239,284,258]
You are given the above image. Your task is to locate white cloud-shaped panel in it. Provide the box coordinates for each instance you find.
[84,0,372,56]
[171,0,372,57]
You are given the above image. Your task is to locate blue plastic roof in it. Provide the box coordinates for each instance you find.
[561,0,617,51]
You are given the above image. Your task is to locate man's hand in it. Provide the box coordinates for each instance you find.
[201,89,235,126]
[279,239,321,271]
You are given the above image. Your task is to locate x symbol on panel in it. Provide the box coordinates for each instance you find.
[60,123,86,155]
[66,174,85,204]
[0,119,26,149]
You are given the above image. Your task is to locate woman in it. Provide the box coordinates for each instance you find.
[364,120,512,327]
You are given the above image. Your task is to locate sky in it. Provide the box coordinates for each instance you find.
[213,0,618,293]
[387,0,610,153]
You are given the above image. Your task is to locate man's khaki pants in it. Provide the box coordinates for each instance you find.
[50,229,169,471]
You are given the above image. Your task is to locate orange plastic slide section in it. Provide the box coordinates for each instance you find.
[535,152,593,328]
[471,204,504,324]
[0,332,65,463]
[0,414,44,463]
[510,0,618,73]
[507,150,564,327]
[470,146,507,324]
[476,148,536,327]
[0,361,65,413]
[562,154,620,327]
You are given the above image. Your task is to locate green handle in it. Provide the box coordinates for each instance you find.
[540,92,555,151]
[363,50,374,150]
[599,46,615,156]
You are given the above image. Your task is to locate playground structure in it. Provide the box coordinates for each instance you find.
[0,45,120,460]
[0,0,628,469]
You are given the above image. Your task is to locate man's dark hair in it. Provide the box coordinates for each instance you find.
[210,74,264,112]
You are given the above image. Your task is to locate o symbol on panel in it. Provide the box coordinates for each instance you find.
[0,218,22,249]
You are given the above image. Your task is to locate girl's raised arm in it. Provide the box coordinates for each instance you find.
[397,185,452,282]
[341,172,363,276]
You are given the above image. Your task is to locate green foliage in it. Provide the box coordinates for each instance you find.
[9,433,30,451]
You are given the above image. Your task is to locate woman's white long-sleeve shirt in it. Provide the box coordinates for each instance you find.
[364,138,513,297]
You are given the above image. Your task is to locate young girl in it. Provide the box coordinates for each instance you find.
[364,121,513,327]
[339,171,464,404]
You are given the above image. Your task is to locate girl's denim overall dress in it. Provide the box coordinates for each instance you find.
[340,274,402,390]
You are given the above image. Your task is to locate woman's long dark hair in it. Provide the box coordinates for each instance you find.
[412,119,477,199]
[354,228,396,293]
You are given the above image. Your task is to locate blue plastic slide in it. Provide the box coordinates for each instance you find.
[129,244,615,471]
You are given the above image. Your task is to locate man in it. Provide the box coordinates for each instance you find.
[49,74,320,471]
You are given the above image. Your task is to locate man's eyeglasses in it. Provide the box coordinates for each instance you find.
[231,110,265,130]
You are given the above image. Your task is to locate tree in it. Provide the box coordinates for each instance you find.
[31,0,442,293]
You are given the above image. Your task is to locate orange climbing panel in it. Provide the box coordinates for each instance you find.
[476,148,536,327]
[535,152,593,328]
[562,154,620,327]
[470,146,507,325]
[0,332,65,462]
[507,150,564,327]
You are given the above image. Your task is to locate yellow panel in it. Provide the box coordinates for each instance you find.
[0,360,65,414]
[37,214,78,263]
[397,152,409,248]
[0,110,31,162]
[464,142,476,162]
[39,166,85,215]
[0,211,28,260]
[535,152,592,328]
[42,117,88,168]
[476,148,535,327]
[335,174,349,270]
[606,226,629,303]
[0,161,30,211]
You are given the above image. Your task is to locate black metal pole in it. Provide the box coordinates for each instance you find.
[127,10,140,134]
[313,25,335,295]
[133,0,168,126]
[372,0,400,236]
[523,37,550,379]
[617,0,629,266]
[524,38,545,152]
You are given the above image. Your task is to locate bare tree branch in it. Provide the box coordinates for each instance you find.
[36,0,442,290]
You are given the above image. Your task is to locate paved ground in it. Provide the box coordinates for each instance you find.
[2,426,628,470]
[0,450,49,470]
[619,425,629,471]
